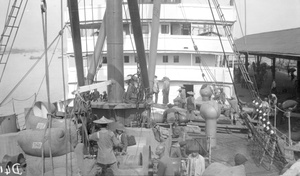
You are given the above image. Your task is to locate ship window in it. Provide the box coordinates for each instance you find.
[142,24,149,34]
[195,56,201,64]
[161,24,169,34]
[173,56,179,63]
[123,24,130,35]
[103,57,107,64]
[124,56,130,63]
[163,56,168,63]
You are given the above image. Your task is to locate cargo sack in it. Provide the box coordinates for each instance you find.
[17,128,73,157]
[26,115,78,148]
[127,135,136,146]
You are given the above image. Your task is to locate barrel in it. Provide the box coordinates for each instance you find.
[17,128,73,157]
[25,152,78,176]
[0,114,18,134]
[117,153,142,169]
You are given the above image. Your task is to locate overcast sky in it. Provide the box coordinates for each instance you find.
[0,0,299,50]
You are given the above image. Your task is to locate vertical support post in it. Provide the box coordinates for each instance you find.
[67,0,85,86]
[128,0,150,90]
[148,0,161,92]
[297,61,300,98]
[272,57,276,80]
[106,0,124,103]
[244,53,249,71]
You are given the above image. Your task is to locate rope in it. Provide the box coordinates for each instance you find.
[60,0,70,175]
[0,0,29,80]
[0,29,63,107]
[40,1,54,175]
[179,3,217,83]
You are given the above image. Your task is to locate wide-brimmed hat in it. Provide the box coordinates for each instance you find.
[187,91,195,95]
[234,153,248,166]
[93,116,114,124]
[167,103,173,108]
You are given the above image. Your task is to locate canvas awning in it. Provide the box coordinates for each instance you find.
[235,28,300,59]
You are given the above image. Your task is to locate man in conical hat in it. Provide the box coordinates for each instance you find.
[89,116,122,175]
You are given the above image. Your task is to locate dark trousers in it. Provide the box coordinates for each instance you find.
[96,162,119,176]
[154,92,158,104]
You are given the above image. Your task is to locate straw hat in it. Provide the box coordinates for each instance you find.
[93,116,114,124]
[187,91,195,95]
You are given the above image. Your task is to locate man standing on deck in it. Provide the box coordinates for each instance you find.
[89,116,122,175]
[162,77,170,105]
[153,75,160,104]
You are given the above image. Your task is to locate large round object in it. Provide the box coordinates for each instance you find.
[26,115,78,148]
[17,128,73,157]
[200,84,213,100]
[200,101,221,120]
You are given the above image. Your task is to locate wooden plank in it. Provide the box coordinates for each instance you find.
[74,80,112,94]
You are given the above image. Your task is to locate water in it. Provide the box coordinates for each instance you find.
[0,50,68,128]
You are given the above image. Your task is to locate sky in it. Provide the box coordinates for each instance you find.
[0,0,299,50]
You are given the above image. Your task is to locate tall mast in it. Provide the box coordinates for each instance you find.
[148,0,161,92]
[67,0,85,86]
[106,0,124,103]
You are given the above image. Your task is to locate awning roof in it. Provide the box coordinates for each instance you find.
[235,28,300,59]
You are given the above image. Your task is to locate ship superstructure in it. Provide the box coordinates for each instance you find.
[65,0,237,102]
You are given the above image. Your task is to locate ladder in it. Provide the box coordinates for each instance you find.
[0,0,28,82]
[210,0,259,99]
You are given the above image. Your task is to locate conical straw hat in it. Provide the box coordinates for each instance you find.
[93,116,114,124]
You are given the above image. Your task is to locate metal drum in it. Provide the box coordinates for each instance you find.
[0,114,18,134]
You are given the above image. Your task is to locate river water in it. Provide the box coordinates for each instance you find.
[0,51,68,128]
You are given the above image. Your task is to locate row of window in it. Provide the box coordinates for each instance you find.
[101,56,201,64]
[79,23,227,37]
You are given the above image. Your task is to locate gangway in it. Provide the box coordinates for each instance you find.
[210,0,259,99]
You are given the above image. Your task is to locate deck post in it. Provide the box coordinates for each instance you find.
[106,0,124,103]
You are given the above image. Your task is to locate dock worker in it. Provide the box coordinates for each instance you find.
[186,91,196,113]
[162,103,179,124]
[153,75,160,104]
[125,75,138,104]
[89,116,122,175]
[162,77,170,105]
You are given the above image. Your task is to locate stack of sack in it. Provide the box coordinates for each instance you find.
[18,115,79,176]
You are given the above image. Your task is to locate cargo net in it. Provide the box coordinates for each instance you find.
[241,98,288,172]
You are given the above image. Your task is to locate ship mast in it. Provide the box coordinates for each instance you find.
[67,0,85,87]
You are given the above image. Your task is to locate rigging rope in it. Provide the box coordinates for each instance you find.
[0,28,64,107]
[1,0,29,81]
[40,0,54,175]
[60,0,70,175]
[208,0,241,103]
[179,3,217,83]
